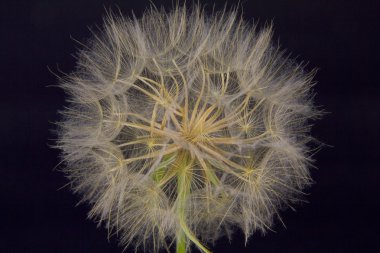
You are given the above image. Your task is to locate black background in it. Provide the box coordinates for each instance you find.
[1,0,379,252]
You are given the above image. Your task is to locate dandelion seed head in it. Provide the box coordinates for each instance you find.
[56,4,320,253]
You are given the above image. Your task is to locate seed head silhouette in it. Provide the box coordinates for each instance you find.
[56,4,320,253]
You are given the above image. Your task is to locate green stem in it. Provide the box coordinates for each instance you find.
[176,151,191,253]
[175,151,211,253]
[176,230,186,253]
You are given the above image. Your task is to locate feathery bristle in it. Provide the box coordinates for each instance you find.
[56,4,320,253]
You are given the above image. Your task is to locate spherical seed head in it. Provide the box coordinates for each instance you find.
[56,4,320,253]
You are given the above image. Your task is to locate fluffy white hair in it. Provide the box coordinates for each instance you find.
[56,4,319,253]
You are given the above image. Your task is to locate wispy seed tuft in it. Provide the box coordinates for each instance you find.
[56,4,321,253]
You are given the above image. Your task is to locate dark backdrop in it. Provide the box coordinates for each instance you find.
[1,0,378,252]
